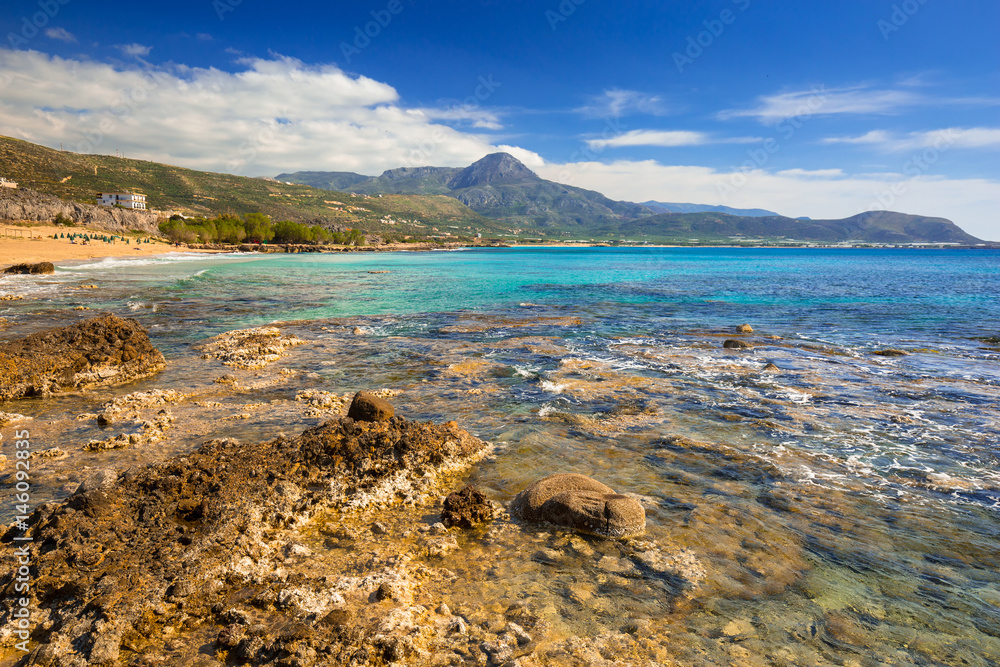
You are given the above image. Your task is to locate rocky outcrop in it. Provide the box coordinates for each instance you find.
[510,473,646,538]
[441,485,498,528]
[0,415,488,665]
[3,261,54,274]
[0,187,161,234]
[199,326,304,369]
[0,315,166,401]
[347,391,394,422]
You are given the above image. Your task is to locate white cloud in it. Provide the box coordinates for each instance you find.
[588,129,763,149]
[196,33,213,41]
[824,127,1000,151]
[0,49,536,177]
[44,28,76,43]
[116,43,152,57]
[775,168,846,178]
[419,105,503,130]
[575,89,667,118]
[720,85,922,124]
[536,160,1000,242]
[590,130,707,149]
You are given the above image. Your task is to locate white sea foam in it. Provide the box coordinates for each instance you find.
[66,252,248,271]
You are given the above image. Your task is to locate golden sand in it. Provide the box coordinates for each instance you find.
[0,223,219,266]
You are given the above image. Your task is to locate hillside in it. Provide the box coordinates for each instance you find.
[0,136,494,238]
[279,153,654,231]
[613,211,984,244]
[642,201,782,217]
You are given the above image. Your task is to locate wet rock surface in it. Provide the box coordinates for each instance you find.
[2,261,54,275]
[199,326,304,369]
[510,473,646,538]
[0,415,488,666]
[441,485,499,528]
[347,391,395,423]
[0,315,166,401]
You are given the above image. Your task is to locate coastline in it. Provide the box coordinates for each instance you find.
[0,223,220,266]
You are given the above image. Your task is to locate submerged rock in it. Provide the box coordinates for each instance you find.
[872,348,908,357]
[510,473,645,538]
[0,415,488,664]
[442,485,498,528]
[3,261,54,274]
[347,390,395,422]
[0,314,166,401]
[723,339,752,350]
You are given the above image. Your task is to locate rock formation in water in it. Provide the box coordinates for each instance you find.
[0,413,488,665]
[510,473,646,538]
[347,391,395,422]
[0,315,166,401]
[441,485,498,528]
[2,261,55,275]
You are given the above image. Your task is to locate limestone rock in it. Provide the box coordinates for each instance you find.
[0,415,488,663]
[736,323,754,333]
[510,473,645,538]
[3,261,55,274]
[347,391,395,422]
[0,315,166,401]
[442,485,498,528]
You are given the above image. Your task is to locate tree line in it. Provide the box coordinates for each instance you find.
[159,213,366,245]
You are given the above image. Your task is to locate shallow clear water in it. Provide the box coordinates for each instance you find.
[2,247,1000,664]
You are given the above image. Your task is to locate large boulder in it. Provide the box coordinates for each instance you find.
[347,390,395,422]
[3,261,54,274]
[510,473,645,538]
[0,315,166,401]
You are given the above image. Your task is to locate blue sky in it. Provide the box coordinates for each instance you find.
[1,0,998,238]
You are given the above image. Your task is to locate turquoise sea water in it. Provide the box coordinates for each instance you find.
[3,247,1000,664]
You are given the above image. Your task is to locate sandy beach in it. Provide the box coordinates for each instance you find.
[0,223,218,266]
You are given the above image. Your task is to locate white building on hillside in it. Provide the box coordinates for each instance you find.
[96,192,147,210]
[0,177,17,188]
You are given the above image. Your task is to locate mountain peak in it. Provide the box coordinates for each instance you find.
[447,152,540,190]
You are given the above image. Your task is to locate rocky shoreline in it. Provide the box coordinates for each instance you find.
[0,318,701,666]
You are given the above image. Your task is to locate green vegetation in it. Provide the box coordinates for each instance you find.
[0,135,494,240]
[158,213,366,246]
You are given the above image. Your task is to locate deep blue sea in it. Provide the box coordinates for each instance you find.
[3,247,1000,664]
